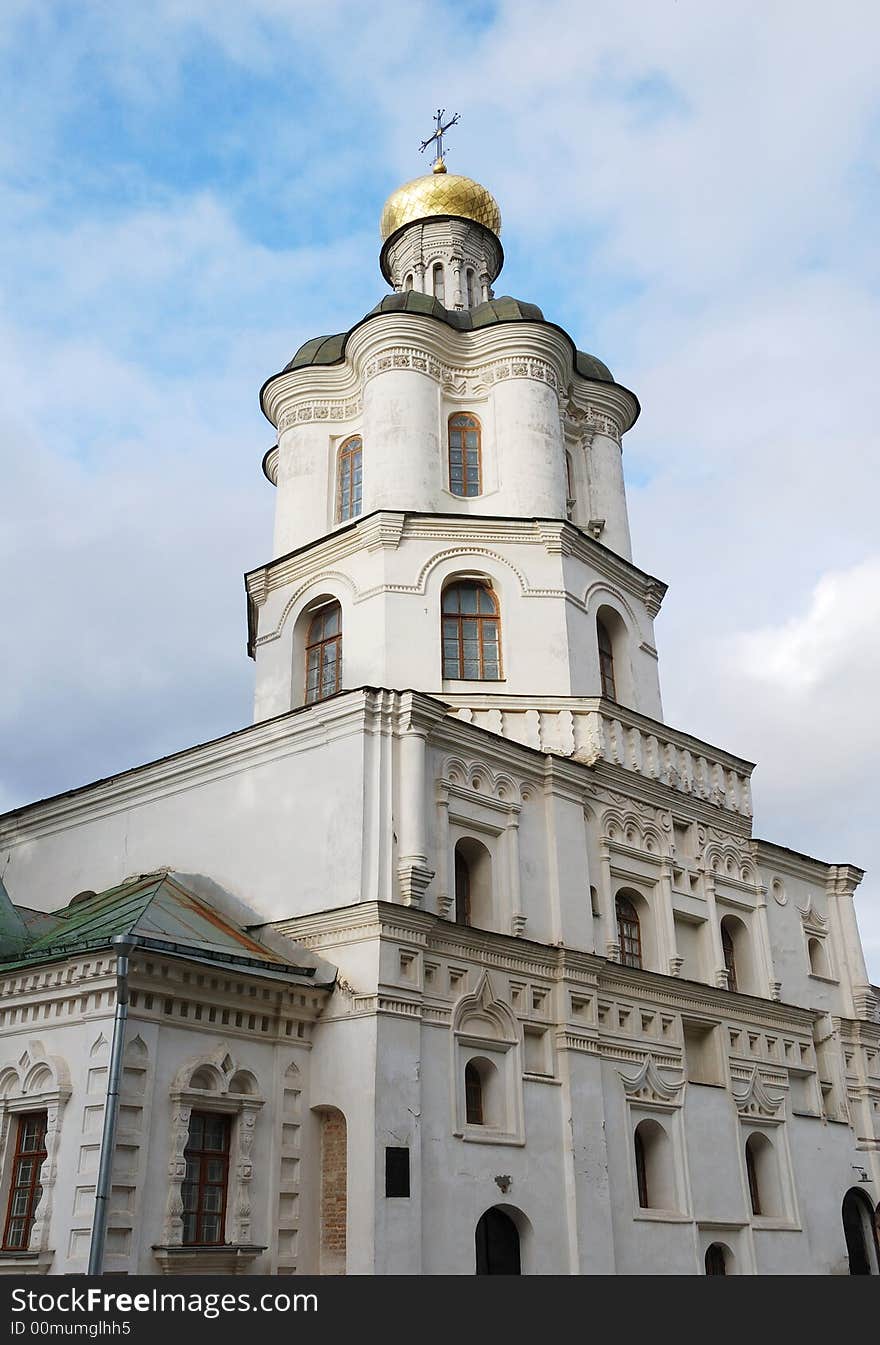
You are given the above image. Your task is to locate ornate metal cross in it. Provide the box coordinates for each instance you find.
[419,109,460,168]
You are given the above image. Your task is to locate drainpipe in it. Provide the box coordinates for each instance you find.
[88,934,137,1276]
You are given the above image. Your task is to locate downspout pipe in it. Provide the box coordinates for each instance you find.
[88,934,137,1276]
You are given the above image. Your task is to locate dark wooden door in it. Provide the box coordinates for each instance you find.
[475,1207,521,1275]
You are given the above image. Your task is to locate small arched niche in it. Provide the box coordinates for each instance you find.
[454,837,493,930]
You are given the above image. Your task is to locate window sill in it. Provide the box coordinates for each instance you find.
[806,972,839,985]
[442,678,506,690]
[632,1210,692,1224]
[750,1218,801,1233]
[0,1250,54,1275]
[152,1244,267,1275]
[454,1126,525,1147]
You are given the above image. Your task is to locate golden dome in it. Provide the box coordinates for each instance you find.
[380,165,501,242]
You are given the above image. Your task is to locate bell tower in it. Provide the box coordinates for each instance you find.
[247,126,666,728]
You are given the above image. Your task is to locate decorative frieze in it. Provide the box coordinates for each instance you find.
[445,696,754,816]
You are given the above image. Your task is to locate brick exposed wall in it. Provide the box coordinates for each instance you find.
[320,1109,347,1260]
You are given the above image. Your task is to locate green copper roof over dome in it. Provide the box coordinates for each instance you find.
[279,293,614,384]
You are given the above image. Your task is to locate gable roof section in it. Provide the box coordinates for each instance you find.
[0,871,322,983]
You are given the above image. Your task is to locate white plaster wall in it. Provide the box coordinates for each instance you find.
[0,710,370,923]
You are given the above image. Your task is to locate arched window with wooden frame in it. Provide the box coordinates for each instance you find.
[336,436,362,523]
[616,894,642,969]
[448,413,482,497]
[305,602,342,704]
[181,1111,231,1246]
[597,616,617,701]
[721,922,738,991]
[442,581,501,680]
[1,1112,47,1251]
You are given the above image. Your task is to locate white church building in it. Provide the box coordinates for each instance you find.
[0,140,879,1278]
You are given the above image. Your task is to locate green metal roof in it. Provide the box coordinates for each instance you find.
[0,872,317,979]
[276,292,614,385]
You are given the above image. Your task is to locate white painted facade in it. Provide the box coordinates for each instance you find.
[0,169,878,1277]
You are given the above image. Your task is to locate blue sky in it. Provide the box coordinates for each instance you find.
[1,0,879,976]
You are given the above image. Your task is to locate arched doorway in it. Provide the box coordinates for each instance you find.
[475,1206,521,1275]
[704,1242,730,1275]
[842,1187,879,1275]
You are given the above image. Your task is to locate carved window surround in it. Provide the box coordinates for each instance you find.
[162,1088,265,1252]
[436,774,525,936]
[0,1078,70,1261]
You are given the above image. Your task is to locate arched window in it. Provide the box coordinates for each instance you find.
[597,617,617,700]
[616,895,642,969]
[808,937,830,978]
[720,914,752,994]
[181,1112,231,1245]
[1,1113,47,1251]
[465,1061,484,1125]
[305,602,342,704]
[336,436,362,523]
[433,262,445,304]
[465,268,476,307]
[745,1135,762,1215]
[454,837,493,929]
[705,1243,728,1275]
[442,582,501,680]
[565,451,575,519]
[634,1126,649,1207]
[404,273,414,291]
[721,922,738,991]
[455,847,471,926]
[448,413,482,497]
[632,1119,674,1209]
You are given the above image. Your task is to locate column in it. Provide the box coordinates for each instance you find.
[396,729,433,907]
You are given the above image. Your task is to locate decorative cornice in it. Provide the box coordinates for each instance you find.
[731,1065,786,1120]
[618,1053,685,1108]
[246,511,667,648]
[261,311,639,440]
